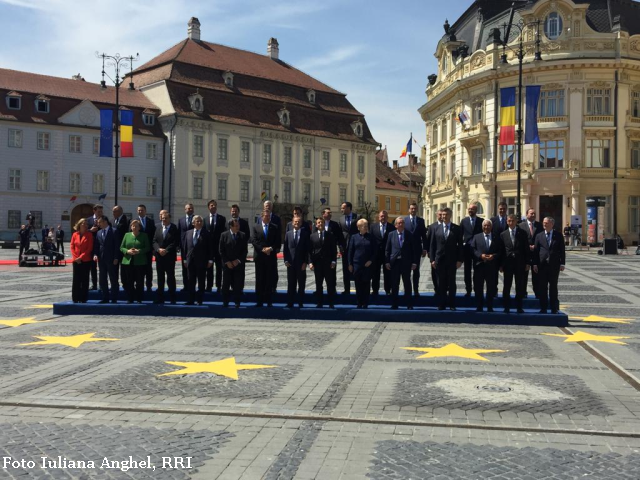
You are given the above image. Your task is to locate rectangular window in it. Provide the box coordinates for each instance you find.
[241,141,251,163]
[69,172,81,193]
[8,129,22,148]
[340,152,347,172]
[501,145,517,171]
[431,124,438,145]
[322,151,330,170]
[473,102,483,124]
[9,169,21,190]
[69,135,82,153]
[142,114,155,126]
[450,113,456,138]
[8,210,21,229]
[357,189,365,208]
[396,198,401,212]
[93,173,104,194]
[385,196,391,210]
[146,177,157,196]
[375,195,379,207]
[471,148,484,175]
[358,155,365,174]
[430,163,436,185]
[218,177,227,200]
[284,146,292,167]
[539,140,565,169]
[93,137,100,155]
[630,196,640,234]
[450,154,456,178]
[303,183,311,203]
[539,89,565,117]
[36,170,49,191]
[586,88,611,115]
[586,139,611,168]
[633,92,640,118]
[240,180,250,202]
[340,187,347,204]
[441,119,447,142]
[283,181,292,203]
[262,180,272,200]
[36,99,49,113]
[7,97,20,110]
[303,149,312,168]
[263,144,272,164]
[321,185,330,203]
[502,197,517,216]
[193,135,204,157]
[122,175,133,196]
[632,141,640,169]
[37,132,50,150]
[193,176,203,200]
[146,143,157,159]
[440,159,446,182]
[218,138,228,161]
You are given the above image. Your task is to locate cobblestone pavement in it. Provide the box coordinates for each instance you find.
[1,247,640,479]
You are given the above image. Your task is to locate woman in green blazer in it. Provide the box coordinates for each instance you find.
[120,219,150,303]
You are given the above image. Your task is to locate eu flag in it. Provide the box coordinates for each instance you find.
[525,86,542,144]
[99,109,113,157]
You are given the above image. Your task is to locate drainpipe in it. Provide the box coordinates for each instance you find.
[613,70,618,235]
[167,114,177,214]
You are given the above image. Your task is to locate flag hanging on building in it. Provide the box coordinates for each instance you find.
[98,193,107,201]
[69,196,77,203]
[120,110,134,157]
[260,191,267,202]
[499,87,516,145]
[458,110,471,130]
[99,109,113,157]
[400,135,412,158]
[525,85,542,144]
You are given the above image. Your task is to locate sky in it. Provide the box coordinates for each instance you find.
[0,0,469,163]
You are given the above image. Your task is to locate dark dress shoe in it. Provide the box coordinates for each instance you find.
[153,299,164,304]
[517,309,525,314]
[205,288,212,293]
[551,310,559,314]
[391,305,399,310]
[185,301,194,306]
[465,292,472,298]
[329,305,335,309]
[315,304,322,308]
[223,303,229,308]
[137,301,142,304]
[256,303,263,308]
[449,307,456,311]
[539,309,547,314]
[414,292,420,297]
[487,307,494,312]
[98,300,109,304]
[298,304,304,309]
[235,303,240,309]
[342,290,350,295]
[504,309,510,314]
[127,300,133,304]
[111,300,117,304]
[170,300,176,305]
[437,306,445,311]
[407,306,413,310]
[286,303,294,308]
[476,307,483,312]
[267,303,273,308]
[197,302,203,306]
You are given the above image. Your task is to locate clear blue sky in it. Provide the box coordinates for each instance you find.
[0,0,469,162]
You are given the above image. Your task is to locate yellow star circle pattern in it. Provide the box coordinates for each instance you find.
[569,315,633,324]
[0,317,51,328]
[159,357,277,380]
[19,333,119,348]
[541,331,630,345]
[402,343,507,362]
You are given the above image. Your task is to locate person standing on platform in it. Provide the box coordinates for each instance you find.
[470,219,501,312]
[19,224,30,261]
[370,210,395,297]
[430,208,463,310]
[460,203,484,297]
[260,201,281,292]
[309,217,337,308]
[205,200,226,293]
[284,217,310,308]
[136,205,156,292]
[70,219,93,304]
[86,204,104,290]
[491,202,509,237]
[251,210,281,307]
[112,206,129,238]
[322,208,345,254]
[385,216,420,310]
[533,217,565,314]
[182,215,212,306]
[426,209,444,293]
[348,219,377,309]
[55,225,65,255]
[404,202,428,297]
[219,219,248,308]
[119,219,150,304]
[339,202,359,295]
[519,208,543,298]
[178,203,195,289]
[228,204,251,239]
[93,216,121,304]
[153,210,179,305]
[500,214,530,314]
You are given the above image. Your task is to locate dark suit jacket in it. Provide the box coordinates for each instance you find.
[429,223,464,266]
[309,230,337,266]
[533,230,566,267]
[325,220,345,250]
[113,215,129,239]
[284,229,310,267]
[425,221,440,257]
[404,215,428,251]
[370,222,396,259]
[94,227,122,263]
[178,216,195,251]
[519,220,544,246]
[56,229,65,241]
[461,216,484,244]
[204,213,227,254]
[385,229,420,268]
[348,233,376,272]
[251,222,281,260]
[137,217,156,249]
[470,232,502,266]
[183,228,212,268]
[286,220,312,234]
[229,217,251,239]
[219,230,248,265]
[500,227,531,268]
[153,223,180,262]
[490,215,509,236]
[339,214,359,247]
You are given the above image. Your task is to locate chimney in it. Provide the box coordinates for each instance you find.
[393,160,399,171]
[268,37,279,60]
[188,17,201,41]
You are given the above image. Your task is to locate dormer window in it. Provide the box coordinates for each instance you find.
[222,71,234,88]
[351,119,364,138]
[142,113,155,126]
[35,95,50,113]
[278,105,290,127]
[306,89,316,104]
[6,92,21,110]
[188,91,204,114]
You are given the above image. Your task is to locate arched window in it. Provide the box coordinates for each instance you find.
[544,12,563,40]
[473,201,484,215]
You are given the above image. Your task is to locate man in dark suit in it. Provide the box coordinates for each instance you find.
[182,215,212,305]
[533,217,566,314]
[370,210,395,296]
[426,209,443,292]
[204,199,226,293]
[284,217,310,308]
[19,224,30,261]
[490,201,509,237]
[404,202,428,296]
[385,216,420,309]
[86,204,104,290]
[339,202,359,294]
[112,205,129,239]
[137,205,156,292]
[322,208,345,252]
[55,225,65,254]
[519,208,543,298]
[429,207,464,310]
[153,210,180,304]
[460,203,484,297]
[470,219,501,312]
[309,217,338,308]
[500,214,530,314]
[219,219,248,308]
[41,224,49,245]
[92,215,121,304]
[229,204,251,239]
[251,210,281,307]
[260,201,282,292]
[285,206,312,234]
[178,203,195,289]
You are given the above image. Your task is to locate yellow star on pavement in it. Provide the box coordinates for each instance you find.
[158,357,277,380]
[402,343,507,362]
[570,315,632,324]
[27,305,53,309]
[541,331,630,345]
[19,333,119,348]
[0,317,51,328]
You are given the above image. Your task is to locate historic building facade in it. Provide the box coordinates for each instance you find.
[420,0,640,245]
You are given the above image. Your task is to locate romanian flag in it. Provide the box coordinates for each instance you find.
[499,87,516,146]
[120,110,134,157]
[400,135,412,158]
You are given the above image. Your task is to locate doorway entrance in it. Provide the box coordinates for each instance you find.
[539,196,563,232]
[70,204,94,232]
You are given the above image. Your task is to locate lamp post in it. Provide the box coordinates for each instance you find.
[499,19,542,220]
[97,52,139,206]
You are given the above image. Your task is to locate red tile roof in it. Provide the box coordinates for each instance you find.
[376,159,410,192]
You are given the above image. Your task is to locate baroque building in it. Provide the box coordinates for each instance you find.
[419,0,640,245]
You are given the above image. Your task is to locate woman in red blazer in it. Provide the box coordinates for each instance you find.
[71,218,94,303]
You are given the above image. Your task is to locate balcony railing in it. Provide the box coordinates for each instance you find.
[538,116,567,123]
[584,115,614,123]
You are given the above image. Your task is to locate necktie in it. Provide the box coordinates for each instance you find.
[140,217,145,230]
[347,215,351,228]
[501,217,505,229]
[547,232,552,246]
[471,217,474,229]
[163,226,168,239]
[511,229,515,243]
[194,230,199,246]
[381,224,385,236]
[294,230,299,247]
[264,225,268,239]
[188,215,192,226]
[232,233,236,242]
[320,232,323,245]
[485,234,491,250]
[444,224,449,239]
[412,217,416,229]
[399,232,403,247]
[529,222,534,236]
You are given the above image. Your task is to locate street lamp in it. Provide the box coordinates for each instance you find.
[97,52,139,206]
[499,19,542,220]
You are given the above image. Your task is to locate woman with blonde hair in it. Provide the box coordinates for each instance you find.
[70,218,94,303]
[120,219,150,303]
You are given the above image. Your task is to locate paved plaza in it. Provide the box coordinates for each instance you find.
[1,246,640,479]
